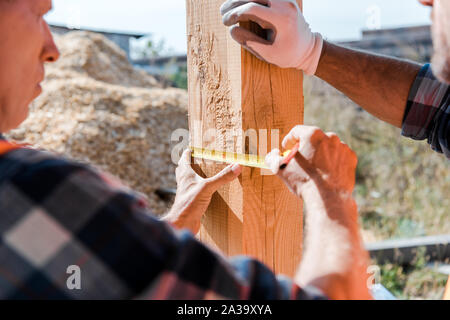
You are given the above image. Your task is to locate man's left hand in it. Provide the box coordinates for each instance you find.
[163,149,242,234]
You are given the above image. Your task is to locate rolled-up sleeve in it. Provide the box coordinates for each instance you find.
[402,64,450,159]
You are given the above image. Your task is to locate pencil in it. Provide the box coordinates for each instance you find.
[279,142,300,170]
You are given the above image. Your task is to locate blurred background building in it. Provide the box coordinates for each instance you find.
[118,24,433,88]
[340,25,432,62]
[50,24,145,59]
[50,23,433,81]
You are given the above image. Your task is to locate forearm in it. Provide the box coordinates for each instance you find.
[296,183,371,300]
[315,41,422,128]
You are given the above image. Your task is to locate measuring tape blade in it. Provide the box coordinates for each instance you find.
[190,147,293,169]
[191,147,269,169]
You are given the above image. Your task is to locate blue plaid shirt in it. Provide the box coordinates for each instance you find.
[0,143,324,300]
[402,64,450,159]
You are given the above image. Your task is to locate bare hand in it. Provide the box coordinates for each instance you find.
[265,125,358,198]
[164,149,242,234]
[266,126,370,299]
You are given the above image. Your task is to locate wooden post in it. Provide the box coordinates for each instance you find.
[186,0,304,277]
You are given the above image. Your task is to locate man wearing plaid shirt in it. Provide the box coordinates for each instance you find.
[222,0,449,159]
[1,0,374,300]
[0,139,323,300]
[0,0,447,301]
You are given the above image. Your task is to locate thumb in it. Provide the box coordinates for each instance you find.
[205,163,242,192]
[247,40,274,62]
[265,149,283,174]
[178,148,192,166]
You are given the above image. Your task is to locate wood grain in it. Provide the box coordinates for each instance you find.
[186,0,304,277]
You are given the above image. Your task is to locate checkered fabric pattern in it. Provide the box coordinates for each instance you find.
[402,64,450,159]
[0,143,325,300]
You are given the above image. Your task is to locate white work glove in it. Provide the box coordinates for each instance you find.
[220,0,323,75]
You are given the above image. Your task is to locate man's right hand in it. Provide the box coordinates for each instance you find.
[265,125,358,198]
[220,0,323,75]
[267,126,371,300]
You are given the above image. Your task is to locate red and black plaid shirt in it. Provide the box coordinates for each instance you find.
[402,64,449,159]
[1,62,446,300]
[0,143,324,300]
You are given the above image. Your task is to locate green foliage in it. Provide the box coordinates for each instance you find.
[171,65,188,89]
[133,35,170,60]
[304,76,449,299]
[375,248,448,299]
[379,263,408,297]
[304,76,450,241]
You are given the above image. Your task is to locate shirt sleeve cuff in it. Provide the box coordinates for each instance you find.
[401,64,448,141]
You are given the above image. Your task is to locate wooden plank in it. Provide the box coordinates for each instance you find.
[366,235,450,265]
[186,0,304,277]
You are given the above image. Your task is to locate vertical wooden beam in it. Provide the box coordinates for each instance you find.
[186,0,304,277]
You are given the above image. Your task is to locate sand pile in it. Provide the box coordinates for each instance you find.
[7,31,188,215]
[46,31,161,88]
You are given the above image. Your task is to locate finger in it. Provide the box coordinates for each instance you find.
[265,149,283,174]
[220,0,270,16]
[176,149,196,182]
[205,163,242,192]
[325,132,339,140]
[178,148,192,166]
[175,165,197,186]
[229,24,272,46]
[246,40,275,63]
[282,125,326,150]
[348,148,358,169]
[230,26,271,61]
[222,2,274,28]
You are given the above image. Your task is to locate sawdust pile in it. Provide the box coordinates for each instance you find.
[46,31,161,88]
[8,31,188,215]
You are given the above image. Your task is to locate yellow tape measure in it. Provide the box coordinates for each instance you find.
[190,147,292,169]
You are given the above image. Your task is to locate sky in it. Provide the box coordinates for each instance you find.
[46,0,432,54]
